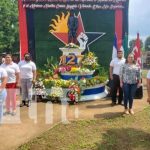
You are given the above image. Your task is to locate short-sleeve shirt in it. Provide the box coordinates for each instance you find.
[1,62,20,83]
[0,67,7,85]
[18,60,36,79]
[110,57,126,75]
[147,70,150,79]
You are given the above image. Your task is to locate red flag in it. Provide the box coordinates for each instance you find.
[132,33,141,68]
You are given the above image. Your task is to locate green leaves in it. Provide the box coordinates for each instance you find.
[145,36,150,51]
[0,0,19,53]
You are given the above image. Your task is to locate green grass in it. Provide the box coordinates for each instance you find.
[17,107,150,150]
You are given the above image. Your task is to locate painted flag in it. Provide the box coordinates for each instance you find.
[112,34,118,59]
[132,33,142,68]
[123,33,128,57]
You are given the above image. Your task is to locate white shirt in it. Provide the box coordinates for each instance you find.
[110,57,125,75]
[147,70,150,79]
[1,62,20,83]
[18,60,36,79]
[0,67,7,85]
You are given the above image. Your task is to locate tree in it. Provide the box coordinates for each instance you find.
[145,36,150,51]
[0,0,19,53]
[129,39,143,52]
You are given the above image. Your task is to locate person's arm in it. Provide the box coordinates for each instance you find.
[32,62,37,84]
[109,60,114,80]
[0,76,7,89]
[137,68,142,87]
[32,70,36,84]
[16,72,20,87]
[109,66,113,80]
[15,64,20,87]
[119,65,124,88]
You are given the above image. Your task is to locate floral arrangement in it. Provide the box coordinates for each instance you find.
[34,79,47,96]
[43,75,107,89]
[43,78,73,88]
[49,86,64,98]
[67,84,81,103]
[54,65,71,74]
[36,51,107,103]
[65,43,79,49]
[58,66,94,75]
[79,76,107,88]
[82,51,99,70]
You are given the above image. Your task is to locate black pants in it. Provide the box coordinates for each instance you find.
[111,74,123,104]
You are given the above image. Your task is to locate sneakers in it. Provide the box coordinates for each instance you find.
[26,100,31,107]
[3,111,11,116]
[20,101,26,107]
[11,111,16,116]
[3,111,16,116]
[20,100,32,107]
[111,102,116,106]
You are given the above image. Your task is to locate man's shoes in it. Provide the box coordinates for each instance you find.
[118,102,124,106]
[26,100,31,107]
[111,102,116,106]
[20,101,26,107]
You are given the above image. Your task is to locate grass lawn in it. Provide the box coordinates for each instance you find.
[18,106,150,150]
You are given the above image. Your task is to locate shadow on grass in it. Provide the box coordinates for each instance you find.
[96,128,150,150]
[94,112,124,119]
[86,103,112,109]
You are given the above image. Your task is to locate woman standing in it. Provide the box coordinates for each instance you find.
[120,54,141,115]
[18,53,36,107]
[1,54,20,116]
[0,67,7,123]
[147,70,150,104]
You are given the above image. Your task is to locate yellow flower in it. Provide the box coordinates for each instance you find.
[70,67,79,73]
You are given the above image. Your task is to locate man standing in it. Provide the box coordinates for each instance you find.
[19,53,36,107]
[109,51,125,106]
[147,70,150,104]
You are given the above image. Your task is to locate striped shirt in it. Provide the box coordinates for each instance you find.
[119,64,141,84]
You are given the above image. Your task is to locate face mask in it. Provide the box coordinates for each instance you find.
[25,56,30,61]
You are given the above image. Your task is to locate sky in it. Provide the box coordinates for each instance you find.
[129,0,150,42]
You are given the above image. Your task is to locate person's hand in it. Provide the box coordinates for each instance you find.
[110,75,113,80]
[16,83,20,88]
[137,83,141,88]
[77,32,88,50]
[32,80,36,84]
[120,82,123,88]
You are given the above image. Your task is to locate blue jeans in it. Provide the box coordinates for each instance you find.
[0,89,7,123]
[123,83,137,109]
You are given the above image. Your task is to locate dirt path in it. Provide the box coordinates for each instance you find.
[0,88,148,150]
